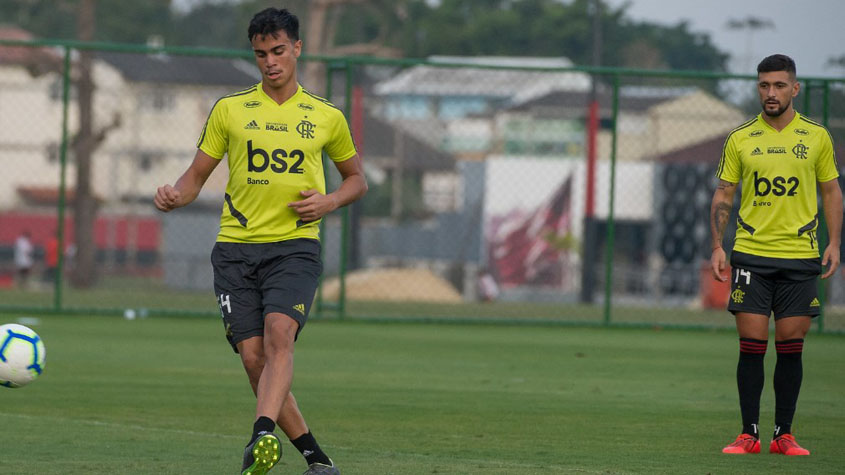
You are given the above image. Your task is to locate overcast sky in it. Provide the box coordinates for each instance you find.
[605,0,845,78]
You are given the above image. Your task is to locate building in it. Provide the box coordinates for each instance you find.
[0,30,259,277]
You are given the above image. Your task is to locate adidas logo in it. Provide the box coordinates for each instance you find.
[810,297,820,307]
[293,303,306,315]
[750,147,763,156]
[302,450,314,457]
[244,120,260,130]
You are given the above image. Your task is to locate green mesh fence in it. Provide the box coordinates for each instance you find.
[1,39,843,332]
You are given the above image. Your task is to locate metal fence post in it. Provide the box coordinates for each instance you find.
[337,61,353,320]
[317,60,351,320]
[803,81,827,334]
[54,45,72,312]
[315,60,335,319]
[602,74,620,326]
[818,80,831,333]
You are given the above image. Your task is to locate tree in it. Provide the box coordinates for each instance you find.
[0,0,172,43]
[826,54,845,71]
[2,0,730,72]
[69,0,120,287]
[396,0,727,71]
[167,0,405,93]
[303,0,405,94]
[70,0,98,288]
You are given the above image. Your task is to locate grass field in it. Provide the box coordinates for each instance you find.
[5,279,845,332]
[1,313,844,474]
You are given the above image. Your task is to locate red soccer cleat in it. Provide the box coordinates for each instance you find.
[770,434,810,456]
[722,434,761,454]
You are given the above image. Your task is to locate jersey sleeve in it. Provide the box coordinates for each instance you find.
[324,109,357,163]
[196,99,228,160]
[716,132,741,183]
[815,130,839,182]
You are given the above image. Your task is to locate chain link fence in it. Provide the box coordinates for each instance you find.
[1,39,844,331]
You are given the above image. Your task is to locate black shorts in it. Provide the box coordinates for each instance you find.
[727,251,821,319]
[211,238,322,352]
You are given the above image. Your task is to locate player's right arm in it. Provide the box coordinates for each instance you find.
[154,149,221,212]
[710,179,737,282]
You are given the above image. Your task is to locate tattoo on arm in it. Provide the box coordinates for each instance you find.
[716,181,735,191]
[713,202,731,239]
[711,180,736,247]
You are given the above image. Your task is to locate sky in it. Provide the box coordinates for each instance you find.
[604,0,845,78]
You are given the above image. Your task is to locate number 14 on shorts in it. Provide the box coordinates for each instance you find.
[735,268,751,285]
[218,294,232,315]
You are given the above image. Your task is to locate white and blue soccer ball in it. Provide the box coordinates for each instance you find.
[0,323,46,388]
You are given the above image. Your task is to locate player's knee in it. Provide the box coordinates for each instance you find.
[264,313,297,353]
[241,353,265,375]
[774,316,812,340]
[776,326,809,341]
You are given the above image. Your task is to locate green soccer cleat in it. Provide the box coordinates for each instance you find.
[303,458,340,475]
[242,431,282,475]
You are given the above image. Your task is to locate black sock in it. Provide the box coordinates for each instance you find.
[737,338,767,438]
[773,339,804,438]
[291,431,331,466]
[251,416,276,443]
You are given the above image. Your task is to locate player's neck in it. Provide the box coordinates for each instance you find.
[261,81,299,105]
[761,107,796,132]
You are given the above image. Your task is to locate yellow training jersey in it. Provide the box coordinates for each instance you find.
[716,112,838,258]
[197,83,357,243]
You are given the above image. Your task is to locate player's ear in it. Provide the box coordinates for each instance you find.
[293,39,302,58]
[792,80,800,98]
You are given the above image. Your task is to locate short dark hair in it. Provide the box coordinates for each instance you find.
[248,8,299,42]
[757,54,796,77]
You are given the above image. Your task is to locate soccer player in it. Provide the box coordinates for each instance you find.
[154,8,366,475]
[13,231,34,289]
[710,54,841,456]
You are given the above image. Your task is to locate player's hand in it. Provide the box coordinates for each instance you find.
[711,246,728,282]
[287,189,338,223]
[821,244,840,279]
[154,184,181,212]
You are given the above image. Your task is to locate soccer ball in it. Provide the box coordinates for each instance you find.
[0,323,46,388]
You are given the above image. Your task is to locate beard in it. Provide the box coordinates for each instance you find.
[761,100,789,117]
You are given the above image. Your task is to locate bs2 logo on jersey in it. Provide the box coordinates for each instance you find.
[247,140,305,174]
[753,171,798,197]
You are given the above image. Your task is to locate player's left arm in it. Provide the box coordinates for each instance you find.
[287,154,368,223]
[818,178,842,279]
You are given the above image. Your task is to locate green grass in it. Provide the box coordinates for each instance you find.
[0,279,215,312]
[1,314,843,474]
[4,277,845,332]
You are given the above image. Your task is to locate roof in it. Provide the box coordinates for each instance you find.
[0,26,61,74]
[16,186,103,206]
[361,111,454,171]
[506,86,694,116]
[656,135,725,163]
[374,56,591,103]
[427,56,575,68]
[97,51,259,86]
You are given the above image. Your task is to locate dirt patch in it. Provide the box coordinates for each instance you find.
[321,268,462,303]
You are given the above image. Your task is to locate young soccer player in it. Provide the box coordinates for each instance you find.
[154,7,366,474]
